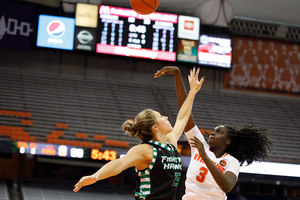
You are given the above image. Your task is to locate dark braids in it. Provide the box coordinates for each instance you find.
[224,124,273,166]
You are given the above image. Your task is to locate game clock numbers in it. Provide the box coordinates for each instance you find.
[96,5,178,61]
[91,149,117,161]
[11,141,118,161]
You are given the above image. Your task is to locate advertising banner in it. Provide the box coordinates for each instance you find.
[177,15,200,40]
[0,0,35,51]
[223,36,300,96]
[74,27,96,51]
[198,34,232,68]
[36,15,75,50]
[177,39,198,63]
[75,3,98,28]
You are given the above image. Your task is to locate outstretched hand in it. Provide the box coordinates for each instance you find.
[154,66,179,78]
[189,136,206,158]
[188,67,205,92]
[73,175,97,193]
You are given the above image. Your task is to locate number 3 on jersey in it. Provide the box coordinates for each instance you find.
[196,167,208,182]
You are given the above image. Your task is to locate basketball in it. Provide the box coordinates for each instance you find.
[130,0,160,15]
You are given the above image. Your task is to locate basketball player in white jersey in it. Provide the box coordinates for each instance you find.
[155,66,272,200]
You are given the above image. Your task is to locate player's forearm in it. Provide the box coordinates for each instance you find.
[176,89,197,123]
[174,69,188,108]
[202,156,234,193]
[174,69,196,132]
[92,159,125,181]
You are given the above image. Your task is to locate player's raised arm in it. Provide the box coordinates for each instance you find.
[166,67,204,145]
[155,66,197,132]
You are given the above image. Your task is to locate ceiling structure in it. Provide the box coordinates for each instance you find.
[20,0,300,42]
[103,0,300,27]
[22,0,300,27]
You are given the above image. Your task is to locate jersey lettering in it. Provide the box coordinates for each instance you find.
[194,153,226,173]
[196,167,208,183]
[172,172,181,186]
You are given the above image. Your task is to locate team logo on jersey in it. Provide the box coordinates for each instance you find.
[219,159,227,166]
[47,20,66,38]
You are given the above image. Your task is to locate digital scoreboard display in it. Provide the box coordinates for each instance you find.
[0,140,119,161]
[197,34,232,68]
[96,5,178,61]
[17,141,86,158]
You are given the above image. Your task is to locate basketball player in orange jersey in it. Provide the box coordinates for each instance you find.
[155,66,273,200]
[74,68,204,200]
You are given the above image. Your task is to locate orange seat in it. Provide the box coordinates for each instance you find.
[63,140,71,145]
[74,141,80,146]
[54,139,61,144]
[123,141,130,148]
[10,135,17,140]
[47,138,54,143]
[26,112,33,118]
[92,143,99,148]
[30,136,36,142]
[86,142,93,148]
[80,141,87,147]
[56,123,68,129]
[22,132,30,136]
[15,112,23,117]
[105,140,112,146]
[75,133,80,138]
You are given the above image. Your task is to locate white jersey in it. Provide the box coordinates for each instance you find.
[183,125,240,200]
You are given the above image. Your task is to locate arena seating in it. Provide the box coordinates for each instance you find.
[0,67,300,165]
[21,179,133,200]
[0,68,160,149]
[0,181,9,200]
[157,85,300,164]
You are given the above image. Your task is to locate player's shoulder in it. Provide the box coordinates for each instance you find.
[128,143,153,156]
[131,143,152,151]
[224,153,240,165]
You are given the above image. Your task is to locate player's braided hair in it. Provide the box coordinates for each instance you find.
[223,124,273,166]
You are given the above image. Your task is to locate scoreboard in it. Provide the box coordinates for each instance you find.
[96,5,178,61]
[0,140,119,161]
[35,3,233,68]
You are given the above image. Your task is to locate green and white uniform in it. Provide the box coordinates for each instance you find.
[135,140,182,200]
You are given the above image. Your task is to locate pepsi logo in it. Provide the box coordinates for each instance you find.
[184,20,194,30]
[47,20,66,38]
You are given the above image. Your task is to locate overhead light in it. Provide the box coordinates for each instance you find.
[194,0,233,27]
[62,2,76,13]
[61,0,103,13]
